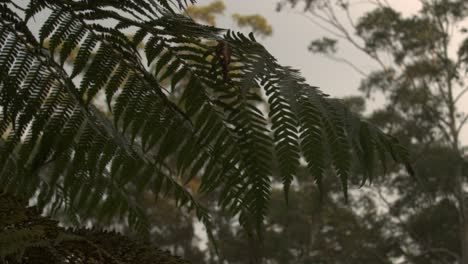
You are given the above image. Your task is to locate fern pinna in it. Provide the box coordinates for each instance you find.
[0,0,412,238]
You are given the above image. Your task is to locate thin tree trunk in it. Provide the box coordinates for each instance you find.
[455,163,468,264]
[461,218,468,264]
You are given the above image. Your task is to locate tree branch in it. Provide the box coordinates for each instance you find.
[457,114,468,135]
[323,54,368,77]
[420,248,460,263]
[454,87,468,104]
[291,10,347,39]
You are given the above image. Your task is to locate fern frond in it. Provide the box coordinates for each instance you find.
[0,0,413,239]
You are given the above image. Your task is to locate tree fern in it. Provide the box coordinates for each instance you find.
[0,0,412,241]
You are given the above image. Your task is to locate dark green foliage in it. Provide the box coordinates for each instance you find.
[0,0,410,244]
[0,193,189,263]
[308,37,337,54]
[407,199,460,264]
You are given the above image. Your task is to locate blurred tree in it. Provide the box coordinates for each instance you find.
[280,0,468,263]
[186,0,226,26]
[232,13,273,36]
[187,0,273,37]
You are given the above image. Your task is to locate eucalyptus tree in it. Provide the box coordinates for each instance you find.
[280,0,468,262]
[0,0,411,262]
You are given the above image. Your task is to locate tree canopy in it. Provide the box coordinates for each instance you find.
[277,0,467,263]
